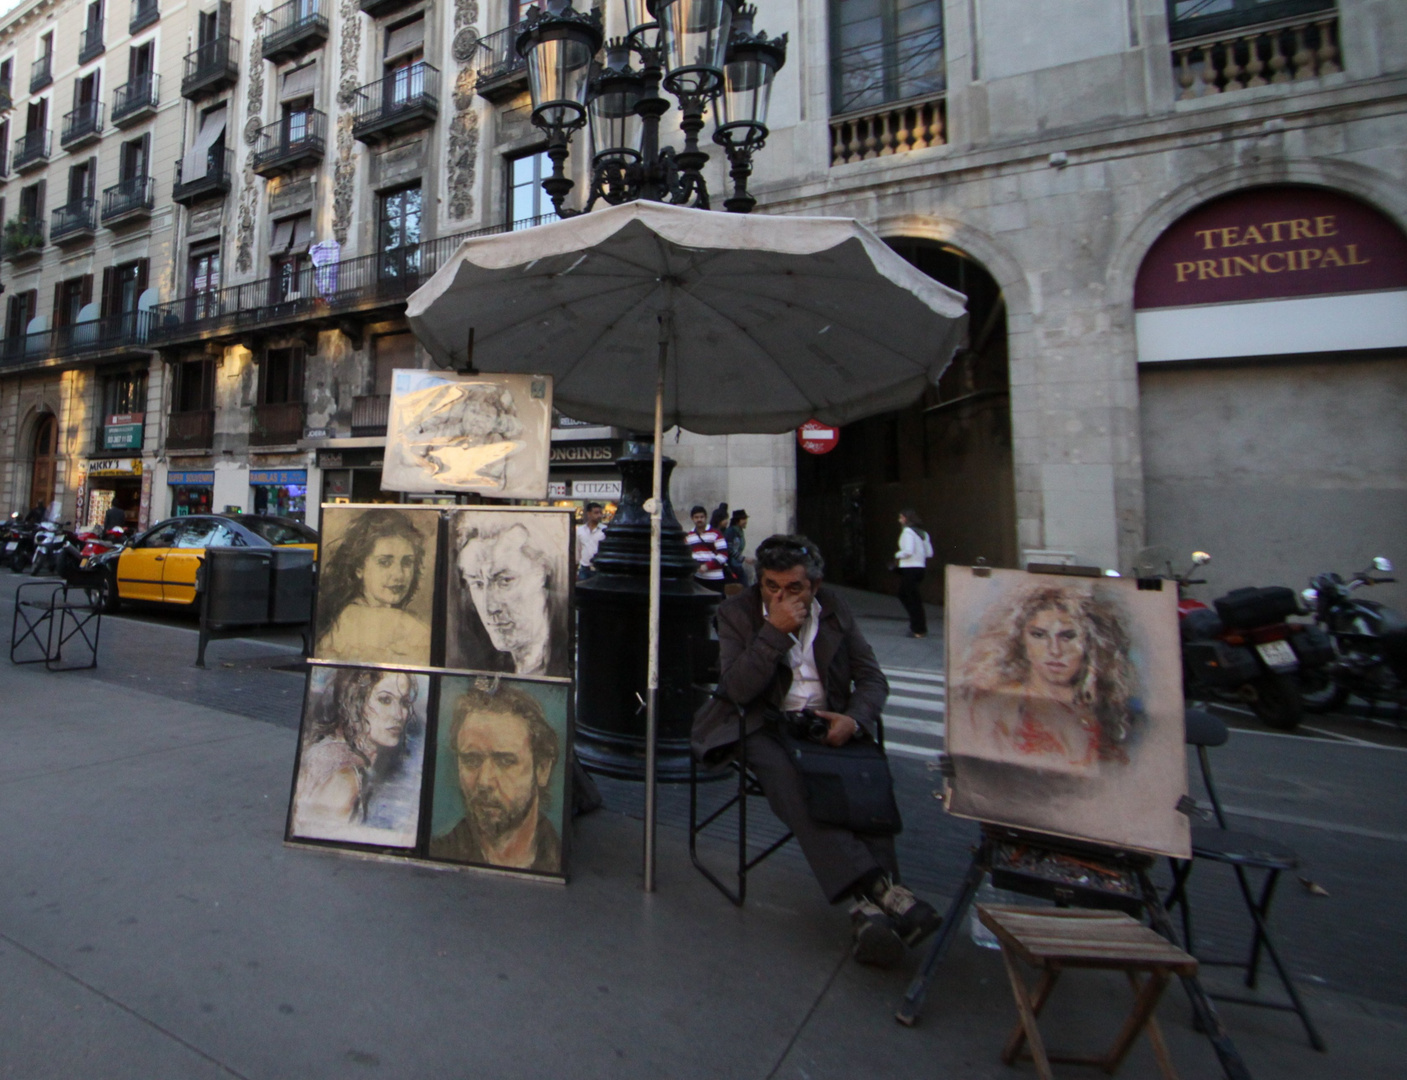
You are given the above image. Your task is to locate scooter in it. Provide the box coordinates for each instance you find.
[28,520,76,577]
[1298,557,1406,718]
[76,524,126,562]
[5,515,39,572]
[1136,548,1331,731]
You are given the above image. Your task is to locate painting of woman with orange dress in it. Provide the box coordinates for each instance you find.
[944,567,1190,858]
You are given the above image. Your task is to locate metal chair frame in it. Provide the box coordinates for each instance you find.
[10,579,103,671]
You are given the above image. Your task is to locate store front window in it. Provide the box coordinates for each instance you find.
[250,469,308,521]
[168,470,215,516]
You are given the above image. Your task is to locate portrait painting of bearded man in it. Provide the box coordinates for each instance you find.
[943,566,1189,858]
[429,679,570,876]
[445,509,572,678]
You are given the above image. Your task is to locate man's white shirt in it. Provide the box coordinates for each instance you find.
[576,522,605,569]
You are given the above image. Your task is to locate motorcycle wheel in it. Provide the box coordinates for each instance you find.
[8,551,28,572]
[1252,672,1304,730]
[1298,669,1349,714]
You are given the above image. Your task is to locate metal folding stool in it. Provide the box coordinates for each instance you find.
[10,580,103,671]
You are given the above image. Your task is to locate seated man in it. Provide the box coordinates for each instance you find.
[692,534,941,966]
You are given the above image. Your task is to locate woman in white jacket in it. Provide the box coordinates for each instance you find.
[894,508,935,638]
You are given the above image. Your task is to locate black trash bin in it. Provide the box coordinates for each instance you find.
[268,546,316,625]
[195,548,272,667]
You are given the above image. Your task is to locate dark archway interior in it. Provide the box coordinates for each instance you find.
[795,239,1017,604]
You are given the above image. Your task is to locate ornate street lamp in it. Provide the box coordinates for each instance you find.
[516,0,786,216]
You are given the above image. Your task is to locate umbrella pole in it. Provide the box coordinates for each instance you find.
[644,315,668,892]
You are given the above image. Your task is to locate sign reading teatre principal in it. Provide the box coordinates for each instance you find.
[1134,186,1407,310]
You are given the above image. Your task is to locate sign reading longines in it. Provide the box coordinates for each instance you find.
[1135,186,1407,309]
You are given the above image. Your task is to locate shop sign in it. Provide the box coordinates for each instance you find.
[250,469,309,485]
[547,481,569,498]
[168,471,216,486]
[572,479,622,499]
[549,440,619,466]
[797,420,839,455]
[87,457,143,476]
[1135,186,1407,310]
[104,412,145,451]
[304,426,334,440]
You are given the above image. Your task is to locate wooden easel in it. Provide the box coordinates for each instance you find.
[894,563,1253,1080]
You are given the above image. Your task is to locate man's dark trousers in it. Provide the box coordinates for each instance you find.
[744,730,898,903]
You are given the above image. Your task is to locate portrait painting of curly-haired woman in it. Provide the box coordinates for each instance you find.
[944,566,1189,858]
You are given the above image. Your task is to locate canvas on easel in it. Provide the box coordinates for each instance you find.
[943,565,1191,859]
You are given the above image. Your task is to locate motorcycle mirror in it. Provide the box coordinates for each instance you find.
[1103,569,1121,577]
[1301,587,1318,605]
[1373,556,1394,573]
[1191,551,1212,566]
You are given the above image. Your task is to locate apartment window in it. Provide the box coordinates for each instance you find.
[508,150,550,228]
[102,368,147,416]
[385,16,425,103]
[198,6,221,46]
[68,158,95,204]
[54,274,93,329]
[283,94,314,144]
[129,40,154,81]
[174,357,214,412]
[188,244,221,318]
[829,0,945,115]
[270,213,312,301]
[259,346,305,405]
[5,289,37,339]
[102,258,148,319]
[76,70,100,108]
[0,58,12,92]
[26,97,47,134]
[182,102,227,183]
[378,184,421,278]
[18,180,44,222]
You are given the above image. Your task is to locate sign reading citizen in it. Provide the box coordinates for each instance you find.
[1134,186,1407,310]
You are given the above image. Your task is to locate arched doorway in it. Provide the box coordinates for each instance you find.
[795,240,1016,602]
[29,413,58,516]
[1135,185,1407,604]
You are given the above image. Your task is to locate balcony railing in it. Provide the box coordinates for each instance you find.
[61,101,105,148]
[829,92,947,166]
[112,72,160,126]
[30,55,51,93]
[0,310,153,371]
[150,227,513,345]
[2,218,44,260]
[166,408,215,450]
[473,23,528,102]
[1174,9,1340,98]
[352,62,439,144]
[173,147,234,204]
[250,110,326,177]
[13,130,50,171]
[182,35,240,98]
[102,176,155,224]
[263,0,329,63]
[252,401,306,446]
[79,19,105,63]
[51,198,98,242]
[130,0,159,35]
[351,394,390,436]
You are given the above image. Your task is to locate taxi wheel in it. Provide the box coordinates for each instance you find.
[99,569,122,613]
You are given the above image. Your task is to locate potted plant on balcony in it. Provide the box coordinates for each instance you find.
[3,217,43,256]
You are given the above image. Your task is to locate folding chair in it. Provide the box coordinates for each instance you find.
[1164,708,1325,1050]
[10,579,103,671]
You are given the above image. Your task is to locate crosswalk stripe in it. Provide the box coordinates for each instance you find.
[887,693,946,713]
[883,715,945,737]
[886,740,941,760]
[889,679,946,697]
[884,667,945,683]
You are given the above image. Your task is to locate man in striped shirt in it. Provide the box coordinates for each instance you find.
[686,505,729,593]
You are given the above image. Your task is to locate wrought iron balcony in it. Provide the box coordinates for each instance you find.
[130,0,159,35]
[13,130,51,171]
[0,310,154,371]
[252,401,306,446]
[351,394,390,437]
[51,198,98,243]
[112,72,160,126]
[61,101,105,149]
[166,408,215,450]
[358,0,415,18]
[250,110,326,177]
[182,35,239,99]
[79,19,105,63]
[102,176,156,225]
[173,147,234,205]
[2,218,44,261]
[29,55,51,94]
[473,23,528,103]
[263,0,329,63]
[352,62,439,144]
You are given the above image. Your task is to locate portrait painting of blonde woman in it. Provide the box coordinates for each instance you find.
[944,566,1189,858]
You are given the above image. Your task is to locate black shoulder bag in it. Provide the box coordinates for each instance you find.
[774,716,903,836]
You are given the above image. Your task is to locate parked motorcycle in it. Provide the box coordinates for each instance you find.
[4,514,39,572]
[1135,547,1331,731]
[27,520,76,577]
[1298,557,1405,717]
[75,524,126,562]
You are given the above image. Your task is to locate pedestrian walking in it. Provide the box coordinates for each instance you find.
[576,501,607,580]
[894,508,934,638]
[686,505,729,593]
[724,509,750,585]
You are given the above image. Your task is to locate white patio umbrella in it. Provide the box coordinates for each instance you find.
[407,200,967,888]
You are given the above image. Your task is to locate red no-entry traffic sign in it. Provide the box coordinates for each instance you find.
[797,420,839,455]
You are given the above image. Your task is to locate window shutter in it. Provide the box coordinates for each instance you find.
[218,1,231,36]
[270,217,295,252]
[385,18,425,60]
[100,266,114,318]
[290,213,312,253]
[81,273,94,307]
[86,156,97,198]
[35,178,44,218]
[136,257,149,294]
[24,290,37,326]
[52,282,62,319]
[280,62,318,102]
[181,105,226,180]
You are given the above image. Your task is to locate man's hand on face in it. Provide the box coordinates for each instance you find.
[765,592,809,635]
[815,710,859,746]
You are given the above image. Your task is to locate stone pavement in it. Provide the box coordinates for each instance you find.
[0,576,1402,1079]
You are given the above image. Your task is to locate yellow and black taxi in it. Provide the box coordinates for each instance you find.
[89,514,318,612]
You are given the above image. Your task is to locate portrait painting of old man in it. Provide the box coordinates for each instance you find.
[445,509,572,678]
[944,566,1190,858]
[429,678,570,877]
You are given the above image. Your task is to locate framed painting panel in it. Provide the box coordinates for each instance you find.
[287,665,432,849]
[382,370,552,499]
[943,565,1191,859]
[426,676,572,879]
[443,508,574,679]
[312,504,440,668]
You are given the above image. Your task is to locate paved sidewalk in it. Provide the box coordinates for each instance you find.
[0,578,1402,1078]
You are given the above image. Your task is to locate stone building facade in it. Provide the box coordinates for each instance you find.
[0,0,1402,608]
